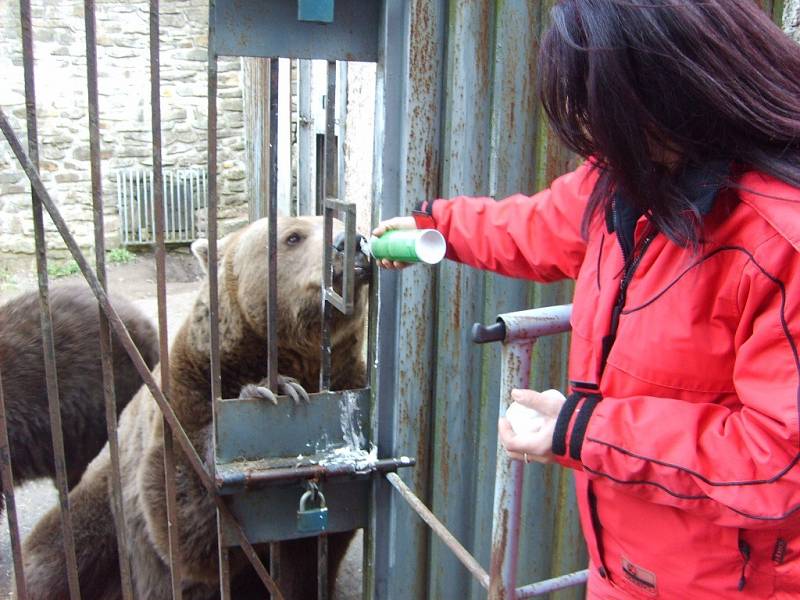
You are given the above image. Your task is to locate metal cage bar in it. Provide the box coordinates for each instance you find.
[206,2,231,597]
[0,368,27,599]
[266,57,280,393]
[83,0,135,596]
[319,60,337,393]
[148,2,184,596]
[18,1,83,596]
[266,54,282,598]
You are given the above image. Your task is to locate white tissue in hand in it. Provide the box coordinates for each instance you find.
[506,389,565,435]
[506,402,545,435]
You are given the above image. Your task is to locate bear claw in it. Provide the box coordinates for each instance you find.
[238,376,310,405]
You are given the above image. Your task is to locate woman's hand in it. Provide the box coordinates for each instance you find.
[498,388,566,464]
[371,216,418,270]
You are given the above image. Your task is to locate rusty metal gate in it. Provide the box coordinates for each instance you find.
[0,1,790,600]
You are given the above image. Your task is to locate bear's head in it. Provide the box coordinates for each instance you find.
[191,216,370,353]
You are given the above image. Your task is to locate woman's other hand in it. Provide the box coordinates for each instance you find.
[498,388,566,464]
[371,216,418,270]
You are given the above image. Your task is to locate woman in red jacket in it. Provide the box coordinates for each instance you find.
[376,0,800,597]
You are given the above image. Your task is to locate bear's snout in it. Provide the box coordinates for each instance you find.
[332,232,371,282]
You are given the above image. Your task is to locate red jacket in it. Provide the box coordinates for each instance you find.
[422,162,800,598]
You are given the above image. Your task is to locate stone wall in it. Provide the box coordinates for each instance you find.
[787,0,800,41]
[0,0,247,267]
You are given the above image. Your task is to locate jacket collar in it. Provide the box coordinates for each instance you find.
[606,160,731,233]
[605,160,731,235]
[738,171,800,253]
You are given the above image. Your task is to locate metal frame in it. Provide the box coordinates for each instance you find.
[384,305,588,599]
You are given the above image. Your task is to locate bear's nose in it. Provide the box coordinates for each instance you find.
[333,232,366,254]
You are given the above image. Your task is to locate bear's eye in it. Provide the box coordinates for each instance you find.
[285,232,303,246]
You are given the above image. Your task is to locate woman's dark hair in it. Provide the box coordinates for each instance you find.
[538,0,800,246]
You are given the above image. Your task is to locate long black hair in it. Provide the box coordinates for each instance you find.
[538,0,800,246]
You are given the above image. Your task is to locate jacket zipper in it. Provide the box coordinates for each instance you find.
[600,205,656,374]
[738,539,751,591]
[589,204,657,580]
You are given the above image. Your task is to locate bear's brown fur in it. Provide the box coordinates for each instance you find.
[0,284,159,512]
[23,216,369,599]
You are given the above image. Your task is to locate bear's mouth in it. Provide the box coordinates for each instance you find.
[332,261,371,289]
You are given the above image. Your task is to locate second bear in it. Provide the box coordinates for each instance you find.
[0,284,159,512]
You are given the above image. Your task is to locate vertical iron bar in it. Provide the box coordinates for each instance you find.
[182,172,188,240]
[83,1,135,597]
[336,61,347,203]
[137,171,142,242]
[115,173,123,244]
[266,57,279,393]
[172,170,178,241]
[317,534,329,600]
[218,545,231,600]
[19,1,82,597]
[189,171,195,238]
[134,170,138,242]
[297,59,313,216]
[128,171,135,242]
[319,60,336,392]
[0,369,27,599]
[149,2,183,597]
[324,62,338,200]
[488,341,532,600]
[269,543,281,600]
[269,56,286,596]
[150,170,156,243]
[147,170,153,243]
[206,4,231,597]
[144,169,151,242]
[166,171,172,242]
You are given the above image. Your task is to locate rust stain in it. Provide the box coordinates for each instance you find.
[489,506,509,595]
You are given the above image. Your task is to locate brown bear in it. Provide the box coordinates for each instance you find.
[0,284,159,512]
[22,216,370,599]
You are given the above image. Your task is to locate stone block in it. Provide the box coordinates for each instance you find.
[175,48,208,62]
[224,165,246,181]
[55,173,83,184]
[220,98,243,112]
[0,173,22,185]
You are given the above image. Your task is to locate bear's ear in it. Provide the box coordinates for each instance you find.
[191,238,210,273]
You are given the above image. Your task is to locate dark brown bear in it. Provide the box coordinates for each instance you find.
[23,216,369,599]
[0,284,159,511]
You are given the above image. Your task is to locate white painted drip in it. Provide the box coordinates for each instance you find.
[317,390,376,469]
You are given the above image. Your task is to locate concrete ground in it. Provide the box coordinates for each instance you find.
[0,250,362,598]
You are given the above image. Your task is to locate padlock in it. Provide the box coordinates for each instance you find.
[296,489,329,533]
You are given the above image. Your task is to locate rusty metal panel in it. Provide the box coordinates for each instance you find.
[408,1,587,598]
[468,2,545,596]
[427,2,495,599]
[366,0,448,599]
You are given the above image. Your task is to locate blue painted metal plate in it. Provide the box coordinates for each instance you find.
[213,0,380,61]
[298,0,335,23]
[221,478,369,545]
[215,388,370,463]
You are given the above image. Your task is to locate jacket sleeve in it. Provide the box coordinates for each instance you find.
[422,161,598,282]
[553,235,800,529]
